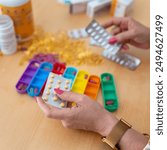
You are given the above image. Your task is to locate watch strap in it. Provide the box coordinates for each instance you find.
[102,118,132,149]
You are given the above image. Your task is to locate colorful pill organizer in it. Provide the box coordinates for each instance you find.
[52,62,66,75]
[72,70,89,94]
[63,67,78,87]
[84,75,100,100]
[86,19,121,55]
[42,73,72,108]
[101,73,119,112]
[16,60,41,94]
[26,62,53,97]
[16,61,119,111]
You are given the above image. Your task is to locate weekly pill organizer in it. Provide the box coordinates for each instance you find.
[101,73,118,112]
[26,62,53,97]
[16,61,119,112]
[16,60,41,94]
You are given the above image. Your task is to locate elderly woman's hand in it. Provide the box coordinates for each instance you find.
[36,90,118,136]
[102,17,150,50]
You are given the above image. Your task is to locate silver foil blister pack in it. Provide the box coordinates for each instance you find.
[86,19,141,70]
[68,28,88,39]
[103,50,141,70]
[86,19,121,55]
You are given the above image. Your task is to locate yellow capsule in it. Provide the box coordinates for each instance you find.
[48,84,52,89]
[46,91,50,95]
[57,80,61,84]
[72,102,77,107]
[50,79,54,83]
[53,96,58,101]
[64,85,68,90]
[51,74,55,78]
[66,80,70,84]
[60,102,65,107]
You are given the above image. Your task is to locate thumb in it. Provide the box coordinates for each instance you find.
[54,89,83,104]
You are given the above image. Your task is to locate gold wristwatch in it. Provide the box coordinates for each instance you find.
[102,118,132,150]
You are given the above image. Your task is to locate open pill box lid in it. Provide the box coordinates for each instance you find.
[26,62,53,97]
[15,60,41,94]
[101,73,119,112]
[84,75,101,100]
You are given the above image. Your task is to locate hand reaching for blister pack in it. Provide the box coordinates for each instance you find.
[36,91,118,137]
[102,17,150,50]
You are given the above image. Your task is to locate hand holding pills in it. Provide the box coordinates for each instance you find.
[36,91,118,137]
[102,17,150,50]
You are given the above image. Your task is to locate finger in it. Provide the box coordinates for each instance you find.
[113,30,135,43]
[121,44,129,51]
[54,90,83,104]
[36,97,70,119]
[102,17,124,28]
[129,40,149,49]
[111,27,121,35]
[36,97,51,115]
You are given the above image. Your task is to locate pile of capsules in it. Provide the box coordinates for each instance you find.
[16,60,119,112]
[19,29,102,66]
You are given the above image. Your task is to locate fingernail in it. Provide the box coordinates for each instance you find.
[122,45,129,51]
[108,37,117,44]
[54,88,64,95]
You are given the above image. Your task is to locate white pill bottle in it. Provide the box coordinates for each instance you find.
[0,0,34,42]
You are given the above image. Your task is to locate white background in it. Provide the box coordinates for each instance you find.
[150,0,167,149]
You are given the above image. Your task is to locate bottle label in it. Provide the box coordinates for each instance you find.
[1,1,34,42]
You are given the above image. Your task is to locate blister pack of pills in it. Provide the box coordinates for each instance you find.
[103,50,141,70]
[89,38,101,47]
[42,73,72,108]
[68,28,88,39]
[86,20,121,55]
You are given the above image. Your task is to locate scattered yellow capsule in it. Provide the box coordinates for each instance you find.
[60,102,65,107]
[72,102,77,107]
[19,28,103,66]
